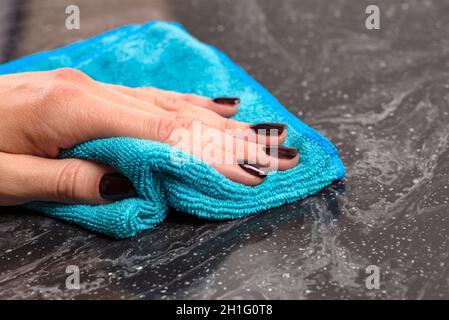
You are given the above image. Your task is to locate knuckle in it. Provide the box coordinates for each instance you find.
[222,118,231,131]
[153,116,193,143]
[177,117,193,130]
[175,100,189,114]
[34,83,84,117]
[50,68,90,83]
[164,111,178,120]
[156,95,180,111]
[185,93,196,99]
[55,160,84,201]
[184,93,199,102]
[40,82,81,103]
[29,83,86,140]
[154,117,180,143]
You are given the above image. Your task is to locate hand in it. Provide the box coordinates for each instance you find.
[0,68,299,206]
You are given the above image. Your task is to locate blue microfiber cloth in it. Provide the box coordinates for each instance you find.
[0,21,345,239]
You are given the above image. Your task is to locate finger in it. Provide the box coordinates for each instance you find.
[38,86,299,186]
[168,124,299,177]
[208,148,268,186]
[45,70,284,145]
[108,84,239,117]
[186,137,298,186]
[0,152,136,206]
[76,96,298,181]
[97,83,251,135]
[33,84,190,150]
[97,84,287,145]
[126,88,288,145]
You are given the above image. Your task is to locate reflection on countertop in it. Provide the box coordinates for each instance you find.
[1,0,449,299]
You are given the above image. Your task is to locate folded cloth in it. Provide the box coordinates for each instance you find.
[0,21,345,239]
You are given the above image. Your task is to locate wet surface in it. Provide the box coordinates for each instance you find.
[1,0,449,299]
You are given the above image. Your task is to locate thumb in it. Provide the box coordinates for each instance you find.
[0,152,136,206]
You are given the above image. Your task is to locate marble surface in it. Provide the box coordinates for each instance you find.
[1,0,449,299]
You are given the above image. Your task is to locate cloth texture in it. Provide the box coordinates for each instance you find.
[0,21,345,239]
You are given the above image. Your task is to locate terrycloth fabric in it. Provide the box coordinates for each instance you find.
[0,21,345,239]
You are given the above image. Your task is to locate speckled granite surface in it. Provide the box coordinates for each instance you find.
[1,0,449,299]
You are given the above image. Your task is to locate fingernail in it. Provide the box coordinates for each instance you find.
[238,161,268,178]
[264,146,299,159]
[213,97,240,105]
[100,172,137,201]
[250,123,286,136]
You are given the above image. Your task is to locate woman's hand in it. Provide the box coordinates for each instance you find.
[0,68,299,206]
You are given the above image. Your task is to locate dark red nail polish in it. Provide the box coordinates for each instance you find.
[264,146,299,159]
[100,172,137,201]
[238,161,268,178]
[250,123,286,136]
[213,97,240,105]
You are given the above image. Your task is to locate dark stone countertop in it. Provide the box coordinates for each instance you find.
[1,0,449,299]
